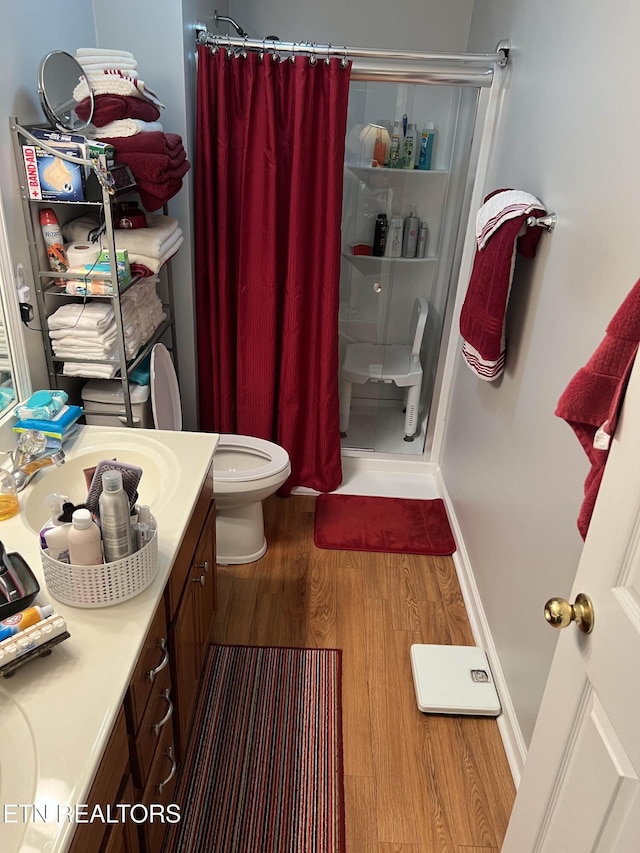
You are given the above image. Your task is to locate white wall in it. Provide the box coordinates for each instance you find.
[233,0,474,52]
[441,1,640,745]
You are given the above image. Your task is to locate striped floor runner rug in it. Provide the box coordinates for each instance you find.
[163,644,345,853]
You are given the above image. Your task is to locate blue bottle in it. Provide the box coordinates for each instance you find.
[418,123,435,171]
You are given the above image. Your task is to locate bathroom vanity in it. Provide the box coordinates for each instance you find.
[0,424,219,853]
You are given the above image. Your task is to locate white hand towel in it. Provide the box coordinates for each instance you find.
[86,119,164,139]
[63,363,119,379]
[47,303,114,332]
[76,48,136,60]
[128,235,184,273]
[114,216,180,256]
[78,60,138,73]
[73,76,164,109]
[50,331,118,349]
[49,326,116,342]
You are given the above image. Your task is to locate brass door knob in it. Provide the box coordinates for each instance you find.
[544,593,594,634]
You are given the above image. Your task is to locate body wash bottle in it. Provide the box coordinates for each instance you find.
[68,508,103,566]
[418,123,435,170]
[387,121,404,168]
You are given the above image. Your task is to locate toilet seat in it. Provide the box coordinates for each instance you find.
[151,343,182,431]
[213,434,290,483]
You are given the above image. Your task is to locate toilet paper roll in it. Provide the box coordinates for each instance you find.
[65,241,101,268]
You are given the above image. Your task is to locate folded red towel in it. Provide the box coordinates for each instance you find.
[459,189,545,380]
[100,131,184,156]
[75,94,161,126]
[556,278,640,538]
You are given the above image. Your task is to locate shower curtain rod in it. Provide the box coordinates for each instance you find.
[195,25,509,74]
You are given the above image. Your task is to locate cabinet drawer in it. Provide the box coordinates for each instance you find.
[68,708,129,853]
[125,598,169,734]
[130,661,173,790]
[139,715,178,853]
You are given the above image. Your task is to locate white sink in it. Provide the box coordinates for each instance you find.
[22,432,181,535]
[0,689,37,851]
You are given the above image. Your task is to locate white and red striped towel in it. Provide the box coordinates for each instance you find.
[459,189,545,380]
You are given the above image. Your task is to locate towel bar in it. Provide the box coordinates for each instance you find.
[527,212,557,232]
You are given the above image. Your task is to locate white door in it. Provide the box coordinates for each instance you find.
[502,349,640,852]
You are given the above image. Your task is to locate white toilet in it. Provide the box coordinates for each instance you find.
[212,434,291,564]
[149,345,291,564]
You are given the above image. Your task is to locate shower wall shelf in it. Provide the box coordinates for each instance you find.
[342,252,438,268]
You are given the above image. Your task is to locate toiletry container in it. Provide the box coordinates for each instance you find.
[99,470,135,562]
[403,124,417,169]
[81,379,153,429]
[385,217,404,258]
[372,214,388,256]
[418,123,436,170]
[68,508,103,566]
[402,207,420,258]
[416,221,428,258]
[388,121,404,168]
[39,208,69,272]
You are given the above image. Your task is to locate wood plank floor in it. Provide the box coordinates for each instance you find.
[213,494,515,852]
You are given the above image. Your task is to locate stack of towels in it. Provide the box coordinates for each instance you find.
[73,48,190,211]
[62,214,183,277]
[47,279,166,379]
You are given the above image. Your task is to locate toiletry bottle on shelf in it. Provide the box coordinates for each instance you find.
[0,605,54,641]
[39,208,69,273]
[372,127,388,167]
[385,217,404,258]
[402,207,420,258]
[68,508,103,566]
[418,123,435,170]
[372,214,388,256]
[416,221,428,258]
[403,124,417,169]
[99,470,135,562]
[387,121,403,168]
[39,493,69,548]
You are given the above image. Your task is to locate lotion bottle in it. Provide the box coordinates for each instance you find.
[68,508,103,566]
[99,470,134,562]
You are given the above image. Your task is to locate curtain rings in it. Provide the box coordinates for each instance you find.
[309,42,317,66]
[325,42,332,66]
[259,37,266,62]
[341,46,349,69]
[289,41,297,64]
[239,35,248,59]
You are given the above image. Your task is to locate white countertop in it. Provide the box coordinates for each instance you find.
[0,424,219,853]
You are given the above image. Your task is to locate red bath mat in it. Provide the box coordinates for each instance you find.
[314,494,456,556]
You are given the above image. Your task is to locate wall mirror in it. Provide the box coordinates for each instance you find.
[37,50,94,132]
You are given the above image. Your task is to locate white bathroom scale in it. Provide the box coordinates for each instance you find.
[410,644,501,716]
[150,343,182,431]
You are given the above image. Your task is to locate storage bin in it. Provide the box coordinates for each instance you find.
[81,380,153,428]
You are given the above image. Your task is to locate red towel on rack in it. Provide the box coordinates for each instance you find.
[75,94,161,126]
[459,189,545,380]
[556,278,640,539]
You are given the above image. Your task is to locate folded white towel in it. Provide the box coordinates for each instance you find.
[79,60,138,73]
[76,48,136,60]
[129,235,184,273]
[53,344,119,359]
[63,363,119,379]
[86,118,164,139]
[47,303,114,332]
[48,326,115,342]
[73,75,164,109]
[115,216,181,256]
[50,330,118,349]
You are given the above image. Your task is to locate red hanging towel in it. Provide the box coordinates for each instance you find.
[556,277,640,539]
[459,189,545,380]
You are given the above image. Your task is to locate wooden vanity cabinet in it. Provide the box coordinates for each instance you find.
[68,462,216,853]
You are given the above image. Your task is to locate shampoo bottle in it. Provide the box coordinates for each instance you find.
[372,214,388,256]
[68,508,103,566]
[99,470,134,562]
[403,124,417,169]
[384,217,404,258]
[402,207,420,258]
[0,604,54,641]
[387,121,404,168]
[418,123,435,170]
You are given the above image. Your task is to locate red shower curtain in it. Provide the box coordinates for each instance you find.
[195,45,350,494]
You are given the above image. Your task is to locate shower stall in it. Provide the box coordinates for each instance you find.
[338,64,501,459]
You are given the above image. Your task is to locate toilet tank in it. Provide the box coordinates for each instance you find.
[81,380,153,428]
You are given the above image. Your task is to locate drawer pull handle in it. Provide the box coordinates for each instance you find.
[147,638,169,683]
[153,688,174,736]
[193,574,206,587]
[157,745,177,795]
[194,560,210,572]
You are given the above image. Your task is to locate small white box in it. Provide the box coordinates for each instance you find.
[410,644,501,716]
[81,380,153,429]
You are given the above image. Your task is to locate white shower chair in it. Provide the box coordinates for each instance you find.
[339,297,429,442]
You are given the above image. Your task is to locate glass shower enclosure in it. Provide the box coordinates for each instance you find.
[339,79,480,457]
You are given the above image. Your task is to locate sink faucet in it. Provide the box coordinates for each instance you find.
[5,430,66,492]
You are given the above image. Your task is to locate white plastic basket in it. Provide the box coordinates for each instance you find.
[41,526,158,608]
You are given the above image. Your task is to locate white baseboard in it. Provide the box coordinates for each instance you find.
[435,467,527,787]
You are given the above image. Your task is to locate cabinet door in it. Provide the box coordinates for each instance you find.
[170,579,199,759]
[194,502,216,661]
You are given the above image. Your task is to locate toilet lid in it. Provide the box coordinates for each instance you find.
[150,343,182,430]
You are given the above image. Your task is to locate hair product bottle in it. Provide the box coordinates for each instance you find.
[372,214,388,256]
[68,508,104,566]
[99,469,134,561]
[385,217,404,258]
[416,221,428,258]
[402,207,420,258]
[39,208,69,272]
[418,123,436,171]
[388,121,404,168]
[403,124,417,169]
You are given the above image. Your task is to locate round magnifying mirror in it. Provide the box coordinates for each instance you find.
[37,50,94,132]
